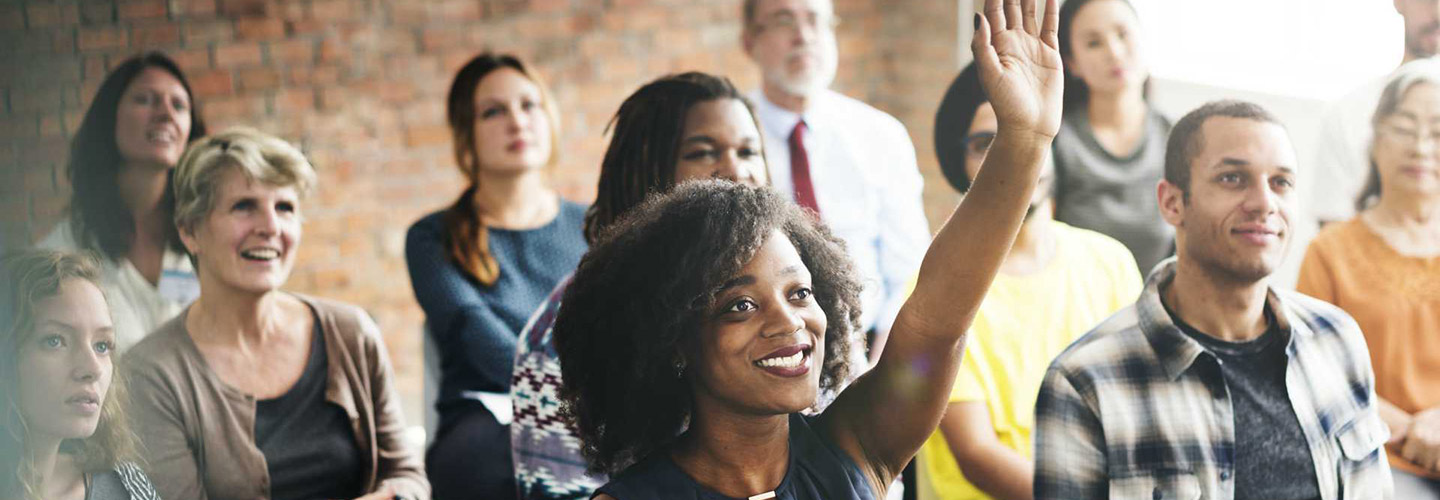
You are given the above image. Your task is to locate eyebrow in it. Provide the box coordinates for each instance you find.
[1212,157,1294,175]
[717,265,803,291]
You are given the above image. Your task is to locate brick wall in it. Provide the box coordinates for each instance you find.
[0,0,962,423]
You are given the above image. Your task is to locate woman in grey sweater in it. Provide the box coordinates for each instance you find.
[0,250,160,500]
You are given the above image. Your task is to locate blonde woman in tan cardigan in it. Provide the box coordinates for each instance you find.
[121,128,428,500]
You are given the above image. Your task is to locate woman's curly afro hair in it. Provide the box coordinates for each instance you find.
[553,180,864,476]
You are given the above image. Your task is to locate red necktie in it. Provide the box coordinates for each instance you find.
[789,120,820,215]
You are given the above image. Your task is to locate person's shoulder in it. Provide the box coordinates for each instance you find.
[36,219,79,252]
[107,461,162,500]
[559,198,588,219]
[123,314,193,371]
[405,209,449,239]
[1055,223,1138,269]
[1311,217,1367,247]
[822,90,907,130]
[296,294,383,348]
[1146,105,1174,131]
[1046,305,1145,374]
[1279,288,1358,332]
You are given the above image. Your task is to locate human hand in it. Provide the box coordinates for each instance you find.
[972,0,1063,139]
[1401,407,1440,471]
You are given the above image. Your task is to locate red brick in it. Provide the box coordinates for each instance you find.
[0,5,23,30]
[118,0,168,20]
[77,27,127,51]
[285,65,339,86]
[26,3,78,28]
[132,23,181,47]
[214,42,263,68]
[269,39,314,64]
[183,20,234,44]
[218,0,267,17]
[39,114,64,138]
[202,95,264,120]
[311,0,355,21]
[51,31,77,54]
[403,124,449,147]
[173,0,218,17]
[168,47,211,72]
[274,88,315,111]
[12,87,64,114]
[188,69,233,97]
[236,17,285,40]
[79,2,115,25]
[237,67,280,91]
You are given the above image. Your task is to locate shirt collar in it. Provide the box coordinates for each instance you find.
[750,88,823,138]
[1137,257,1299,381]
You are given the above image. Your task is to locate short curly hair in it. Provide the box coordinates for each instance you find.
[553,180,863,476]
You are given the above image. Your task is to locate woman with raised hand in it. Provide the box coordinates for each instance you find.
[404,53,587,500]
[1051,0,1173,274]
[40,52,208,351]
[0,250,160,500]
[511,71,767,500]
[555,0,1062,497]
[1298,58,1440,498]
[122,128,428,500]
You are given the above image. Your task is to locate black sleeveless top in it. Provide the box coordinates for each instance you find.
[595,413,878,500]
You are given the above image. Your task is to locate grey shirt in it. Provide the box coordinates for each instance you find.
[1170,303,1322,500]
[1052,106,1175,275]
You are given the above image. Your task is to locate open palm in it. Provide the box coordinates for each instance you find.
[973,0,1063,137]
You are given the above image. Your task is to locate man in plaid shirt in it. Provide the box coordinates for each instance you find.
[1033,101,1393,500]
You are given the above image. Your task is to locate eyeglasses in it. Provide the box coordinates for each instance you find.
[755,12,840,35]
[1379,122,1440,147]
[962,131,996,159]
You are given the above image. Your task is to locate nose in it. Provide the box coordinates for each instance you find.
[1242,180,1279,215]
[71,344,103,383]
[152,96,178,124]
[255,205,282,236]
[762,301,807,339]
[507,104,529,131]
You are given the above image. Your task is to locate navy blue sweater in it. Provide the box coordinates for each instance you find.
[405,200,587,413]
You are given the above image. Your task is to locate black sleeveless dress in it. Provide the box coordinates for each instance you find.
[595,413,879,500]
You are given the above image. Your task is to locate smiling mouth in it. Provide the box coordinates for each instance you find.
[147,129,178,145]
[754,345,813,377]
[240,248,280,261]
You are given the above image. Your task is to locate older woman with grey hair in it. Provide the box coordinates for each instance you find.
[121,127,429,500]
[1299,59,1440,497]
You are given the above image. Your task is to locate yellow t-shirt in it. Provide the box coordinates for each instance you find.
[918,222,1142,500]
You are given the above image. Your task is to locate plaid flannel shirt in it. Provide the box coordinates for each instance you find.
[1034,259,1393,500]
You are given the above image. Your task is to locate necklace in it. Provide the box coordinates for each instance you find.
[748,492,777,500]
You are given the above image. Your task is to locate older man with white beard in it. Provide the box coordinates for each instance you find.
[741,0,931,364]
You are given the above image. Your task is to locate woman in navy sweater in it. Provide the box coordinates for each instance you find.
[404,53,586,500]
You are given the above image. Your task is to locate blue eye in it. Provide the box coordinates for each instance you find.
[94,341,114,354]
[41,335,65,349]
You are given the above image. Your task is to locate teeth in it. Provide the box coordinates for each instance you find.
[757,350,805,369]
[146,130,176,143]
[241,248,280,260]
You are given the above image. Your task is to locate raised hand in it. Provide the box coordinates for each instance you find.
[973,0,1063,138]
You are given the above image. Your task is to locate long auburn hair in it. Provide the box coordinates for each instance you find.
[0,250,137,500]
[66,52,207,260]
[442,53,560,286]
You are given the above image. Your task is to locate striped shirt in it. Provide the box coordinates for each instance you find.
[1034,259,1393,500]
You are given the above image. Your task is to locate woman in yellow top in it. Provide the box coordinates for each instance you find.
[918,61,1141,500]
[1297,59,1440,498]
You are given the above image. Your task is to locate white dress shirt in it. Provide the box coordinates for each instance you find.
[40,220,199,351]
[750,88,932,335]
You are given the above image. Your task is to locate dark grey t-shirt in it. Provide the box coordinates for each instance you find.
[1052,107,1175,275]
[1169,304,1321,500]
[254,317,364,500]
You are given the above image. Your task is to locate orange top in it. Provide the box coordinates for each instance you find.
[1297,217,1440,478]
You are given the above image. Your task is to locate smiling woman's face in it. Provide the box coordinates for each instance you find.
[689,229,827,416]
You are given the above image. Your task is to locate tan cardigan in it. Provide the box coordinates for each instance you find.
[122,294,429,500]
